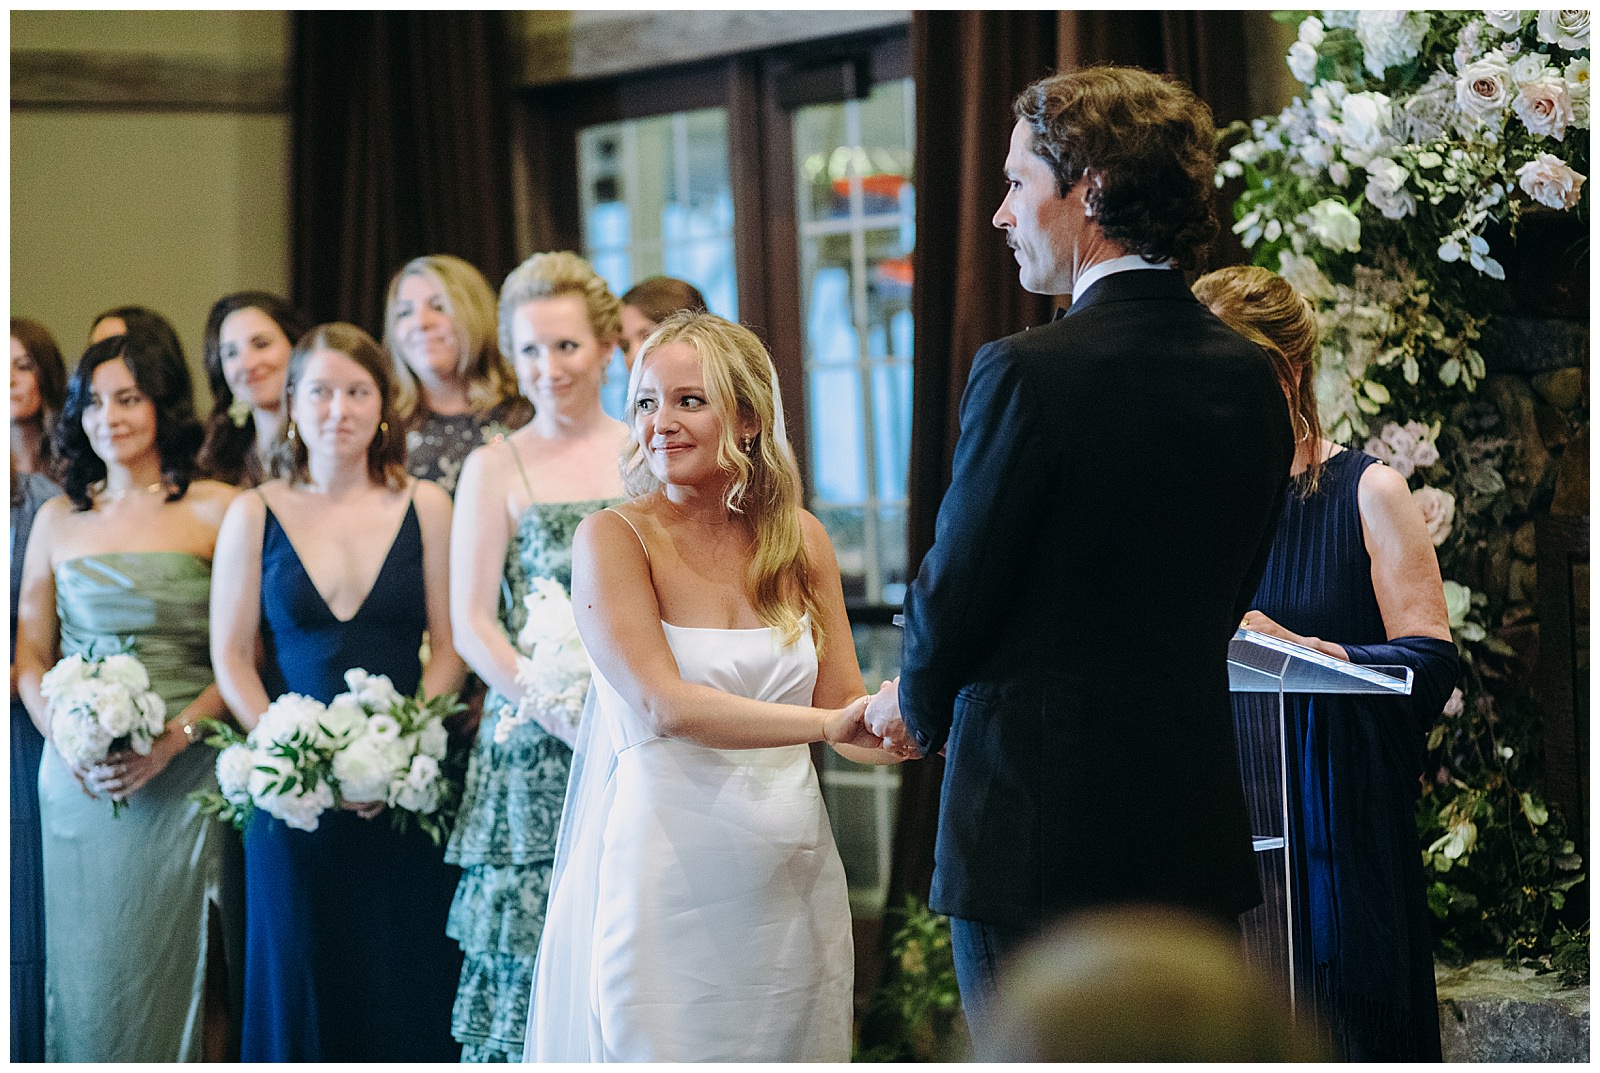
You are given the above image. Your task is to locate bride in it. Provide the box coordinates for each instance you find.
[524,312,897,1061]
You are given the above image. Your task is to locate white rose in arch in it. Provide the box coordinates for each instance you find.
[1305,199,1361,254]
[1513,77,1575,141]
[1538,9,1590,50]
[1455,54,1514,128]
[1411,486,1456,546]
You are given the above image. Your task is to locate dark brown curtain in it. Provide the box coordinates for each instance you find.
[871,3,1255,998]
[289,12,518,334]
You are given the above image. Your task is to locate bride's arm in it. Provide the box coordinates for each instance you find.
[571,509,870,751]
[801,512,899,766]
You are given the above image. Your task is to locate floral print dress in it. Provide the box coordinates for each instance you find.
[443,493,619,1062]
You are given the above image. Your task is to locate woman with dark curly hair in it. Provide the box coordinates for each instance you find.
[13,330,242,1062]
[10,317,68,481]
[196,292,311,488]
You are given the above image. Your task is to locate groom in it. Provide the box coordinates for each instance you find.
[868,66,1293,1033]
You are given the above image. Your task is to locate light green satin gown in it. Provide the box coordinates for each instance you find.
[39,553,243,1062]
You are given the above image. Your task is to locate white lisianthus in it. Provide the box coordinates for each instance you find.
[416,720,449,760]
[253,692,326,745]
[1356,10,1430,78]
[93,683,139,739]
[1511,52,1552,86]
[1516,153,1588,209]
[1304,199,1362,253]
[1337,91,1394,167]
[1288,40,1320,85]
[1411,486,1457,546]
[1455,53,1515,128]
[216,743,258,802]
[1537,9,1590,50]
[365,713,402,743]
[1513,77,1575,140]
[343,669,402,711]
[1364,157,1417,219]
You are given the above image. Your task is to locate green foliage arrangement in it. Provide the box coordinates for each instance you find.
[855,896,967,1062]
[1220,9,1588,982]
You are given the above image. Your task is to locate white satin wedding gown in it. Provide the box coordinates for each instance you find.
[525,619,854,1061]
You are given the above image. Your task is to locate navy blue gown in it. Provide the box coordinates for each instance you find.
[1248,449,1457,1062]
[241,500,462,1062]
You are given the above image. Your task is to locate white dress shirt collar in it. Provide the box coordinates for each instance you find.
[1072,254,1176,304]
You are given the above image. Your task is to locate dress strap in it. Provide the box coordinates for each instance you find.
[506,440,536,500]
[602,506,650,568]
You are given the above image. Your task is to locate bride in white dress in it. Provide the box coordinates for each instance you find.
[524,312,899,1061]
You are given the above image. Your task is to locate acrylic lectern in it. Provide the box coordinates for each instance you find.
[1227,628,1412,1016]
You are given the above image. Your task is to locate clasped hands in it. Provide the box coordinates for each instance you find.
[824,677,924,760]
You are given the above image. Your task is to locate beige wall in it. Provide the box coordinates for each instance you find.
[10,10,292,405]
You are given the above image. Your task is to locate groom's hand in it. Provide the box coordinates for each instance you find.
[866,678,924,759]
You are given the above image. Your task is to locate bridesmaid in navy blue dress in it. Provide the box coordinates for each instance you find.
[210,323,467,1061]
[1195,267,1458,1061]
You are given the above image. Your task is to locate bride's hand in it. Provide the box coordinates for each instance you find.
[821,696,879,750]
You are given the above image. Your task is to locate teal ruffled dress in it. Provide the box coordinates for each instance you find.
[39,553,243,1062]
[445,496,619,1061]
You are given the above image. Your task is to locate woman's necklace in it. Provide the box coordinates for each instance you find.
[90,479,166,504]
[659,491,734,527]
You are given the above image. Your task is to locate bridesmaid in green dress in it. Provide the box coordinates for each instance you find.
[445,252,629,1060]
[13,329,243,1062]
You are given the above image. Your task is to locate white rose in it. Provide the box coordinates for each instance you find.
[1512,52,1552,86]
[1516,153,1588,209]
[1338,92,1394,167]
[247,752,296,799]
[1297,15,1324,47]
[54,711,113,768]
[344,669,402,712]
[1513,77,1575,140]
[1364,157,1417,219]
[1288,40,1320,85]
[1455,54,1515,127]
[1304,199,1362,254]
[216,743,258,802]
[1483,10,1525,34]
[39,654,91,706]
[416,720,449,760]
[262,781,334,832]
[1538,9,1589,50]
[332,737,401,803]
[1411,486,1457,546]
[97,653,150,692]
[1356,10,1430,78]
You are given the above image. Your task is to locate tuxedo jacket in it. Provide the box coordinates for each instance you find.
[899,269,1294,928]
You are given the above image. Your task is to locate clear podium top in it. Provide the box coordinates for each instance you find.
[1228,628,1412,695]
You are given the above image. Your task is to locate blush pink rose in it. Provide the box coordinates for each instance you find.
[1412,486,1456,546]
[1516,153,1587,209]
[1513,77,1575,140]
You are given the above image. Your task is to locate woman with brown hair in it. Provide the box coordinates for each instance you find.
[383,254,532,494]
[210,323,466,1061]
[195,292,311,488]
[1194,265,1457,1061]
[10,317,68,481]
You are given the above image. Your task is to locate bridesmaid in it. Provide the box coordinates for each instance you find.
[10,317,68,479]
[617,275,707,370]
[210,322,467,1062]
[13,329,243,1062]
[88,303,183,351]
[444,251,628,1061]
[195,292,311,488]
[383,254,533,495]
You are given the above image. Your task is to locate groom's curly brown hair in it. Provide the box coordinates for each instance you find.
[1015,66,1220,271]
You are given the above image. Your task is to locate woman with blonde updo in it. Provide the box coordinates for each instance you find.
[442,251,629,1061]
[525,312,898,1062]
[383,254,533,495]
[1194,265,1457,1061]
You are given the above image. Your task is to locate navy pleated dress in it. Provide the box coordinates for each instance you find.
[240,502,462,1062]
[1248,448,1458,1062]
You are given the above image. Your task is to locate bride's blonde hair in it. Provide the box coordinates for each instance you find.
[621,312,823,650]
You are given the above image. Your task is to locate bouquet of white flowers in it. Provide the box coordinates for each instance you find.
[194,669,464,845]
[40,650,168,816]
[495,576,591,744]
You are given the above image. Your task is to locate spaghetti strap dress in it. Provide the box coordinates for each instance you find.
[239,500,463,1062]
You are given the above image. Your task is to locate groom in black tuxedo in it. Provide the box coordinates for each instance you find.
[868,66,1294,1035]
